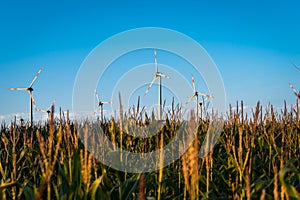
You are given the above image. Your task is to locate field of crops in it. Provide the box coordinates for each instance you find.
[0,101,300,200]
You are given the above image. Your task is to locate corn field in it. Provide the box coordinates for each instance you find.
[0,101,300,200]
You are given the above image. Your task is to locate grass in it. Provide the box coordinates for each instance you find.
[0,101,299,199]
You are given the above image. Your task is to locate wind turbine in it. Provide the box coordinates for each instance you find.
[8,68,42,126]
[144,48,170,120]
[94,89,112,122]
[186,75,213,120]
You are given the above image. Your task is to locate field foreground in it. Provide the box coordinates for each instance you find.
[0,102,300,199]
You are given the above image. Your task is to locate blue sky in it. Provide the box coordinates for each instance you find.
[1,0,300,121]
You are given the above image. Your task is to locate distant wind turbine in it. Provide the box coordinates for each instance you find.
[144,48,170,120]
[94,89,112,122]
[186,75,213,120]
[8,67,42,125]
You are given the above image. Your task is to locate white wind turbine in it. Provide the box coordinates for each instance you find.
[8,68,42,126]
[94,89,112,122]
[144,48,170,120]
[186,75,213,120]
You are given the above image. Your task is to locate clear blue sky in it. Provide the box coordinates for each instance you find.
[1,0,300,121]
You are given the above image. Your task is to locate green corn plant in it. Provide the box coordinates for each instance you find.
[0,101,299,199]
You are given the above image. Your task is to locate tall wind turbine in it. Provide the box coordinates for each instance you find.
[94,89,112,122]
[8,68,42,125]
[144,48,170,120]
[186,75,213,120]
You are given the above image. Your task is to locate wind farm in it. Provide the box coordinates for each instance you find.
[1,0,300,198]
[1,53,300,199]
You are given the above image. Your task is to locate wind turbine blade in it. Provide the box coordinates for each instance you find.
[33,105,41,112]
[102,101,112,104]
[159,73,170,79]
[203,93,214,99]
[185,95,195,105]
[192,75,196,93]
[144,76,158,96]
[198,92,212,98]
[292,63,300,72]
[154,48,158,73]
[30,93,46,112]
[8,87,28,91]
[289,83,300,98]
[94,105,101,115]
[94,89,100,102]
[37,108,48,113]
[47,100,56,111]
[29,67,42,88]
